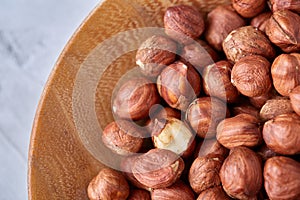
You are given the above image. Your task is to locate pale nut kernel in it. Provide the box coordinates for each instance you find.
[157,61,201,111]
[271,53,300,96]
[197,186,232,200]
[205,5,246,51]
[266,10,300,53]
[220,147,263,199]
[259,97,293,121]
[290,85,300,115]
[223,26,276,63]
[151,180,195,200]
[270,0,300,13]
[87,168,129,200]
[232,0,266,18]
[231,55,272,97]
[263,113,300,155]
[164,5,205,44]
[264,156,300,200]
[189,157,222,194]
[132,148,184,189]
[216,114,262,149]
[127,189,151,200]
[250,11,272,32]
[136,35,177,77]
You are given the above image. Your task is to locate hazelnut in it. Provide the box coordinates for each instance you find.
[197,186,232,200]
[196,138,229,162]
[186,97,229,138]
[257,143,278,161]
[231,55,272,97]
[113,77,160,120]
[127,189,151,200]
[157,61,201,111]
[250,11,272,32]
[217,114,262,149]
[263,113,300,155]
[164,5,205,44]
[87,168,129,200]
[266,10,300,53]
[151,181,195,200]
[249,90,275,109]
[151,117,195,157]
[271,53,300,96]
[264,156,300,200]
[136,35,178,77]
[205,5,246,51]
[232,0,266,18]
[189,157,222,194]
[180,39,219,72]
[223,26,276,62]
[231,103,260,118]
[150,106,181,120]
[290,85,300,115]
[203,60,239,103]
[132,148,184,189]
[270,0,300,14]
[220,147,263,199]
[259,97,293,121]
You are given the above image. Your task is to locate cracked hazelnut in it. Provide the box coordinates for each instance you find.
[264,156,300,200]
[186,97,229,138]
[205,5,246,51]
[217,114,262,149]
[197,186,232,200]
[164,5,205,44]
[189,157,222,194]
[136,35,177,77]
[180,39,218,72]
[223,26,276,62]
[151,181,195,200]
[127,189,151,200]
[102,120,144,155]
[87,168,129,200]
[270,0,300,14]
[157,61,201,111]
[271,53,300,96]
[231,55,272,97]
[290,85,300,115]
[132,148,184,189]
[220,147,263,199]
[113,77,160,120]
[263,113,300,155]
[232,0,266,18]
[203,60,239,103]
[251,12,272,32]
[266,10,300,53]
[259,97,293,121]
[197,138,229,162]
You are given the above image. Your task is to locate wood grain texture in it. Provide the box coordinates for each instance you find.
[28,0,230,199]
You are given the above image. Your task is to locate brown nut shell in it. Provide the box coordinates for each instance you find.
[250,12,272,32]
[203,60,239,103]
[264,156,300,200]
[87,168,129,200]
[270,0,300,14]
[263,113,300,155]
[136,35,177,77]
[271,53,300,96]
[231,103,260,118]
[266,10,300,53]
[189,157,222,194]
[232,0,266,18]
[259,97,293,121]
[217,114,262,149]
[132,148,184,189]
[151,181,195,200]
[197,186,232,200]
[220,147,262,199]
[186,97,229,138]
[197,138,229,162]
[223,26,276,62]
[231,55,272,97]
[205,5,246,51]
[113,77,160,120]
[157,61,201,111]
[290,85,300,115]
[164,5,204,44]
[127,189,151,200]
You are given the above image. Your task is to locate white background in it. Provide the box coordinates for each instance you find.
[0,1,99,199]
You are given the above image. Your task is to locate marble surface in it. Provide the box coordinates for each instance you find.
[0,0,99,199]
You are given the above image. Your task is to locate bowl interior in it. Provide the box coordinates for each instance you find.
[28,0,230,199]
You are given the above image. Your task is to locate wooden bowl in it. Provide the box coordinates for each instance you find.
[28,0,230,199]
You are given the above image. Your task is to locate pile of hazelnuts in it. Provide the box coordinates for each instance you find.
[87,0,300,199]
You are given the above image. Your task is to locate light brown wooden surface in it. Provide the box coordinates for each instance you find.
[28,0,230,199]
